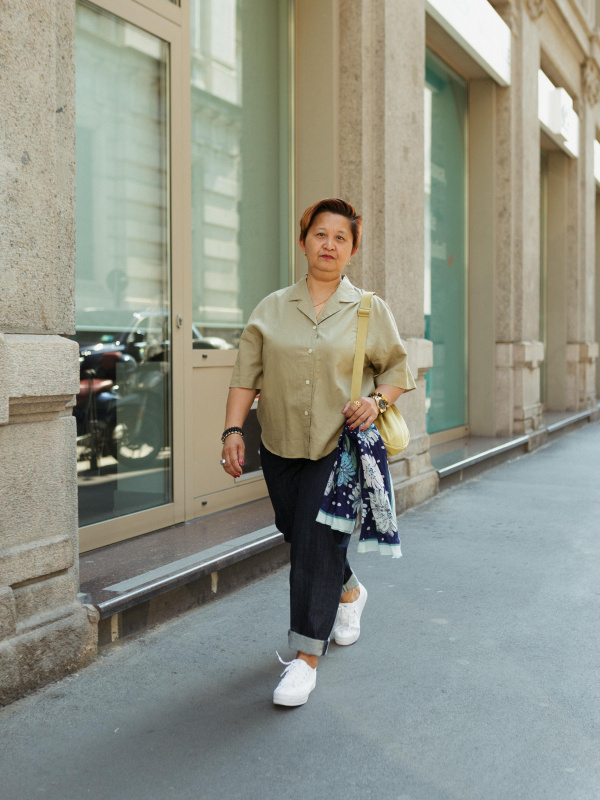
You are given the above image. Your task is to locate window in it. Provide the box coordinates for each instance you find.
[74,3,172,527]
[424,50,468,435]
[190,0,291,348]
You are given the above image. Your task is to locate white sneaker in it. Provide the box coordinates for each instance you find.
[332,583,368,646]
[273,653,317,707]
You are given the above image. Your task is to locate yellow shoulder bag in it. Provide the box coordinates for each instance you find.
[351,292,410,457]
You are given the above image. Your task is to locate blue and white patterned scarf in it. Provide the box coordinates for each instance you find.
[316,424,402,558]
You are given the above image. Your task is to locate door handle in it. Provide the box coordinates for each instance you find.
[176,314,183,329]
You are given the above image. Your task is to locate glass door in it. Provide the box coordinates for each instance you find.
[75,0,185,550]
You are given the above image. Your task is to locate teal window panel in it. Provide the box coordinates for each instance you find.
[424,50,468,435]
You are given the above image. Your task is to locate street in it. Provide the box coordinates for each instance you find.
[1,422,599,800]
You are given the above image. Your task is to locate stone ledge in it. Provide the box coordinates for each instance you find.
[0,536,75,587]
[434,407,600,484]
[514,401,544,419]
[16,602,80,637]
[13,572,78,626]
[96,526,285,619]
[97,543,290,647]
[545,407,597,433]
[436,435,529,479]
[566,341,599,363]
[513,340,544,369]
[9,395,75,424]
[496,340,545,369]
[0,334,78,425]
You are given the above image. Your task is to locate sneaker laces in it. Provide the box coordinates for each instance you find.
[336,601,358,629]
[276,651,293,668]
[276,652,311,683]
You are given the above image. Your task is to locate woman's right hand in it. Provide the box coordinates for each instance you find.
[221,433,245,479]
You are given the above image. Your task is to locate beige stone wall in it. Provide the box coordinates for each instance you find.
[461,0,598,431]
[332,0,600,494]
[295,0,600,498]
[539,1,600,412]
[338,0,438,510]
[596,200,600,398]
[0,0,97,706]
[468,78,498,436]
[485,6,546,436]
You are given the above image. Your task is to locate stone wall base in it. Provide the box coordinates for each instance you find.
[496,340,545,435]
[392,467,439,514]
[389,431,439,513]
[0,602,98,706]
[0,333,98,706]
[566,342,598,410]
[388,338,438,512]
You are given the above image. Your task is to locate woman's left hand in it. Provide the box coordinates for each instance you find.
[342,396,378,431]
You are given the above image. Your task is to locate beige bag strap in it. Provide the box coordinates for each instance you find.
[351,292,375,402]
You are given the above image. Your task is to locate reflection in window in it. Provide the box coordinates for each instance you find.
[190,0,291,348]
[74,3,172,527]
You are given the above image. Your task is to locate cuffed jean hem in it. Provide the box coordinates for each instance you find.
[288,629,329,657]
[342,572,359,594]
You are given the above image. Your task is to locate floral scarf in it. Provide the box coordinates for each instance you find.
[316,423,402,558]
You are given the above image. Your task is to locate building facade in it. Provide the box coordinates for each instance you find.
[1,0,599,703]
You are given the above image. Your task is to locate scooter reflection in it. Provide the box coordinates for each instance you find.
[113,355,169,468]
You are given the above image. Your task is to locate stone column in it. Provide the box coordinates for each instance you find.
[493,3,545,434]
[0,0,97,705]
[565,59,600,410]
[596,200,600,400]
[338,0,437,510]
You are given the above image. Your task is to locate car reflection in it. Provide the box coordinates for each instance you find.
[73,309,270,503]
[74,311,234,472]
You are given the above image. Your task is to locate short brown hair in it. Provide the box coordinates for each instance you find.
[299,198,363,251]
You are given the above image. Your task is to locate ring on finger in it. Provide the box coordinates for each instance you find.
[220,458,226,466]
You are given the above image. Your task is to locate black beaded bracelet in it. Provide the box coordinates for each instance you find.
[221,426,244,443]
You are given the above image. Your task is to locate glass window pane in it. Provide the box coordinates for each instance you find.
[424,50,468,434]
[190,0,290,350]
[74,3,172,527]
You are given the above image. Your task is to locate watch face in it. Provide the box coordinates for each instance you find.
[377,398,387,412]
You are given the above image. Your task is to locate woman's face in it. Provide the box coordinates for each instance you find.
[300,211,356,280]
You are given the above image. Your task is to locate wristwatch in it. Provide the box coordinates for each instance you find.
[369,392,389,414]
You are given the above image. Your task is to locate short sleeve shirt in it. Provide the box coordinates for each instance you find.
[230,274,416,460]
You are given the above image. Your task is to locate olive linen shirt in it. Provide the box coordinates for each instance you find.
[230,274,416,461]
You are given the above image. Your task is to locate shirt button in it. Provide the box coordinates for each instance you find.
[308,349,313,354]
[304,411,309,415]
[312,325,317,330]
[305,380,310,384]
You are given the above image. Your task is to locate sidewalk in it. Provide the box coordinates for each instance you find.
[1,422,599,800]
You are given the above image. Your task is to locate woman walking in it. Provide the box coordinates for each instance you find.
[220,198,415,706]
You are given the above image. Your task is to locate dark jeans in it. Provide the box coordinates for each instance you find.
[260,441,359,656]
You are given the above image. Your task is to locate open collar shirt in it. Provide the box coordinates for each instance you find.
[230,274,416,461]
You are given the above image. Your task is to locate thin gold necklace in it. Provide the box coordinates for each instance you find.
[311,280,341,308]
